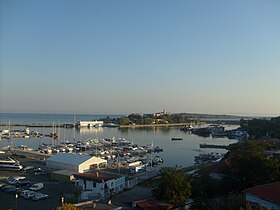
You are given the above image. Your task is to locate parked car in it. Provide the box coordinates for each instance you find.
[23,166,35,172]
[5,186,17,193]
[1,184,12,191]
[0,182,7,189]
[13,188,24,195]
[32,192,49,201]
[20,190,32,197]
[15,180,31,188]
[29,183,44,191]
[33,168,47,175]
[7,176,26,185]
[23,191,36,199]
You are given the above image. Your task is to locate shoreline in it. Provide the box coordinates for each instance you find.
[0,122,205,128]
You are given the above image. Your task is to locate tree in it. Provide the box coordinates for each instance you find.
[119,117,130,125]
[153,167,192,206]
[224,141,280,189]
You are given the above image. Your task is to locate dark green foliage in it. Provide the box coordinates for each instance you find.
[224,141,280,190]
[241,116,280,139]
[105,113,190,125]
[153,167,192,206]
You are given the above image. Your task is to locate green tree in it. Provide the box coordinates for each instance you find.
[224,140,280,189]
[119,117,130,125]
[153,167,192,206]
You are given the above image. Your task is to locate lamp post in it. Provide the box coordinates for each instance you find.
[61,196,64,205]
[15,193,18,209]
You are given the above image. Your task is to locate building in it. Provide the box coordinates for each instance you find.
[77,120,104,127]
[153,110,169,117]
[244,181,280,210]
[74,171,125,200]
[51,170,75,182]
[46,153,107,173]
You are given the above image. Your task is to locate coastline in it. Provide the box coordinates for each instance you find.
[118,122,204,128]
[0,122,205,128]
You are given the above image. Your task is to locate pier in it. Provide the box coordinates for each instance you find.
[199,143,229,149]
[0,122,205,128]
[8,148,51,160]
[0,123,74,128]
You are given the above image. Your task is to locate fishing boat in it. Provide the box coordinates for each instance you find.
[0,157,23,170]
[171,137,183,141]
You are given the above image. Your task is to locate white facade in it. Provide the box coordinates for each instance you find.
[46,153,107,173]
[77,121,104,127]
[75,172,125,199]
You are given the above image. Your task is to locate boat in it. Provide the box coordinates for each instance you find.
[194,153,223,164]
[211,130,229,138]
[171,137,183,141]
[180,125,194,132]
[0,157,23,170]
[154,146,163,152]
[192,127,211,137]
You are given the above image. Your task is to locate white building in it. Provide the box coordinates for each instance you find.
[77,121,104,127]
[46,153,107,173]
[74,172,125,199]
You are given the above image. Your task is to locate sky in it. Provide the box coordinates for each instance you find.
[0,0,280,116]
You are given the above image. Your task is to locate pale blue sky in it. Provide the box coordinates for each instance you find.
[1,0,280,116]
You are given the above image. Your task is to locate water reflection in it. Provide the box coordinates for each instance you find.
[78,127,103,134]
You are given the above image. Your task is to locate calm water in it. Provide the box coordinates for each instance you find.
[0,113,124,124]
[0,113,238,167]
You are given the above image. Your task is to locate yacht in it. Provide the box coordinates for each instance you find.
[0,157,23,170]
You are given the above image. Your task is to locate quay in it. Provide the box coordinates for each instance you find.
[119,122,204,128]
[8,148,51,160]
[0,123,74,128]
[199,143,229,149]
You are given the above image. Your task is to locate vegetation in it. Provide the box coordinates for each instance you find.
[190,139,280,209]
[240,116,280,139]
[224,140,280,190]
[153,167,192,206]
[100,113,191,125]
[60,203,81,210]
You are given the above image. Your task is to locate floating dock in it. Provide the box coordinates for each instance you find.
[199,143,229,149]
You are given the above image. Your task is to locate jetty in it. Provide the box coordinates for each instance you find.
[8,148,51,160]
[0,123,74,128]
[199,143,229,149]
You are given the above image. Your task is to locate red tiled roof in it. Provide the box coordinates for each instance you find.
[74,173,113,182]
[135,199,173,210]
[244,181,280,206]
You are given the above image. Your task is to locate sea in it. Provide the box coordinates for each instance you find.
[0,113,239,167]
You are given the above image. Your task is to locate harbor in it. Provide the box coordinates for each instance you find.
[0,119,240,168]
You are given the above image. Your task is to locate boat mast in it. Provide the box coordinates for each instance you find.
[73,115,76,142]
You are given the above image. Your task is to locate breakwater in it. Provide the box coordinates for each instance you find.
[0,122,204,128]
[0,123,74,128]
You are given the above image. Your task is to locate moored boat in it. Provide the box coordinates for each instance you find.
[171,137,183,141]
[0,157,23,170]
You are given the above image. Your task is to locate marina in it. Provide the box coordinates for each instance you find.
[0,113,240,168]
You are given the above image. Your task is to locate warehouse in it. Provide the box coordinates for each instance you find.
[46,153,107,173]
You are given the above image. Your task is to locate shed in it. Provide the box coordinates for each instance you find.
[51,170,75,182]
[46,153,107,173]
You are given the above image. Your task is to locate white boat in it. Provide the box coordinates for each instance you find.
[0,157,23,170]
